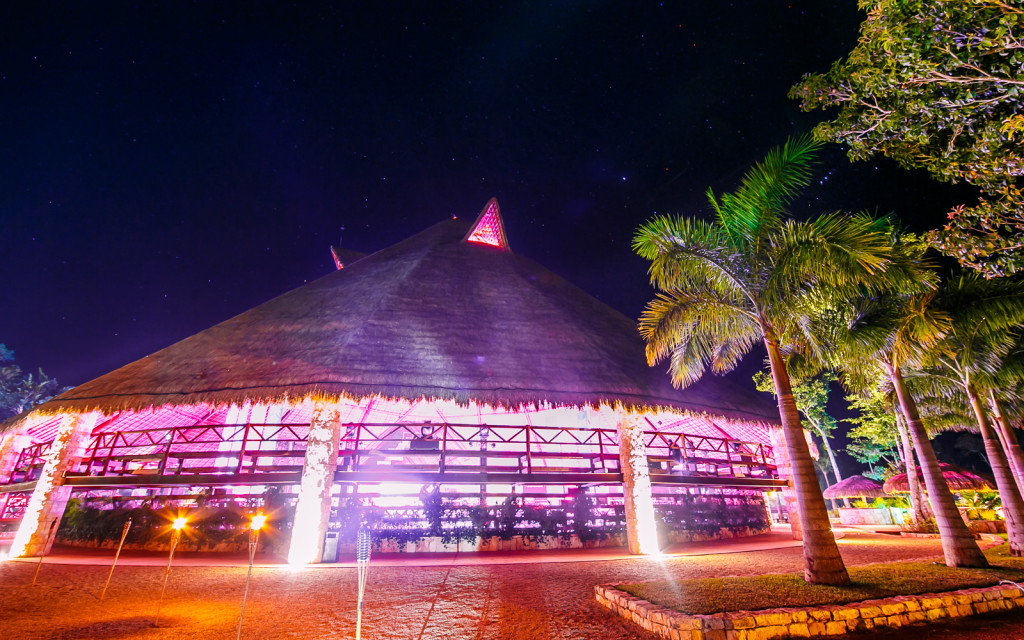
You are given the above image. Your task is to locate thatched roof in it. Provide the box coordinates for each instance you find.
[884,463,995,493]
[27,200,780,423]
[822,474,885,499]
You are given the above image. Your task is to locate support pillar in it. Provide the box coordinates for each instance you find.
[10,412,97,557]
[287,401,341,565]
[615,409,659,555]
[768,426,801,539]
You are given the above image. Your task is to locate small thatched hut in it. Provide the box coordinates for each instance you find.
[0,200,785,562]
[823,475,886,501]
[884,464,995,494]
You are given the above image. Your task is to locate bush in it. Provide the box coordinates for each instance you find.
[657,493,768,537]
[58,499,256,549]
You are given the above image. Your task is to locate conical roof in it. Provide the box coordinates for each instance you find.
[822,475,885,499]
[36,201,779,422]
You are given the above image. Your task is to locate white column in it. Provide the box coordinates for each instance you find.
[768,426,801,539]
[10,412,98,557]
[615,408,660,555]
[287,401,341,565]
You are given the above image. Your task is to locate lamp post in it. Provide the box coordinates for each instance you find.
[155,516,187,627]
[235,513,267,640]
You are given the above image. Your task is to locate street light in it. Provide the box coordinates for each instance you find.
[155,516,187,626]
[236,513,267,640]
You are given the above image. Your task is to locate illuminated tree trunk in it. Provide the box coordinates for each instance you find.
[10,412,97,557]
[765,338,849,585]
[615,409,659,555]
[967,386,1024,556]
[896,417,928,528]
[886,364,987,567]
[287,401,341,565]
[990,390,1024,495]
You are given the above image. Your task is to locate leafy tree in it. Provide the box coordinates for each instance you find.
[633,137,910,585]
[843,390,901,481]
[790,0,1024,276]
[0,344,66,421]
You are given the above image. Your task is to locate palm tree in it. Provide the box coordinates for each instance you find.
[800,241,988,567]
[988,342,1024,492]
[894,414,931,528]
[914,274,1024,556]
[989,389,1024,492]
[633,137,904,585]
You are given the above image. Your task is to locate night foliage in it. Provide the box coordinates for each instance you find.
[792,0,1024,276]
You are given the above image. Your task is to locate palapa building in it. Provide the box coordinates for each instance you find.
[0,200,786,563]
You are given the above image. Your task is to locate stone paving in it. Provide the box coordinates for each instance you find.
[1,530,1022,639]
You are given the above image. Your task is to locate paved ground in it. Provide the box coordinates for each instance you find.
[1,528,1022,639]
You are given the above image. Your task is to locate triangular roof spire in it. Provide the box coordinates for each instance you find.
[464,198,509,251]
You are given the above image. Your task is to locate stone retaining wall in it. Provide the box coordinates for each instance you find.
[594,581,1024,639]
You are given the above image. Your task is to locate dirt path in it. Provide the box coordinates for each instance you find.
[1,532,1019,639]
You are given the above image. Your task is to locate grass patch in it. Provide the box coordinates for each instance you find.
[617,545,1024,615]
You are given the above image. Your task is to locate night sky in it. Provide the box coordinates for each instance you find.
[2,2,978,407]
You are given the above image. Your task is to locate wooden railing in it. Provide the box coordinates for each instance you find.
[6,441,51,484]
[2,422,776,484]
[73,423,310,478]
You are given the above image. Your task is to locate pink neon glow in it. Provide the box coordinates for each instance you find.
[14,398,773,451]
[465,199,508,250]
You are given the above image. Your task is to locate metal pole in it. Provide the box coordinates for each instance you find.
[100,518,132,599]
[31,519,59,586]
[155,527,182,627]
[235,527,261,640]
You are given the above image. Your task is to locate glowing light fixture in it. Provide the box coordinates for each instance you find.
[172,517,187,531]
[250,514,267,531]
[464,198,509,250]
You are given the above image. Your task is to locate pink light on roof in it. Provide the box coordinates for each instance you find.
[464,198,509,250]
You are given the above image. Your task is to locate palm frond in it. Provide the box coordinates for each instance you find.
[633,215,756,302]
[768,213,896,301]
[717,136,821,247]
[709,323,763,375]
[639,290,760,388]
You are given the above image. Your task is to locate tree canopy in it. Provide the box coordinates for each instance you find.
[844,388,901,481]
[790,0,1024,277]
[0,344,66,421]
[633,136,923,584]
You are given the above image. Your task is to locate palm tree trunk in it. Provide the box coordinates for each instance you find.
[967,386,1024,556]
[765,337,850,585]
[886,363,987,567]
[896,417,928,528]
[989,390,1024,495]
